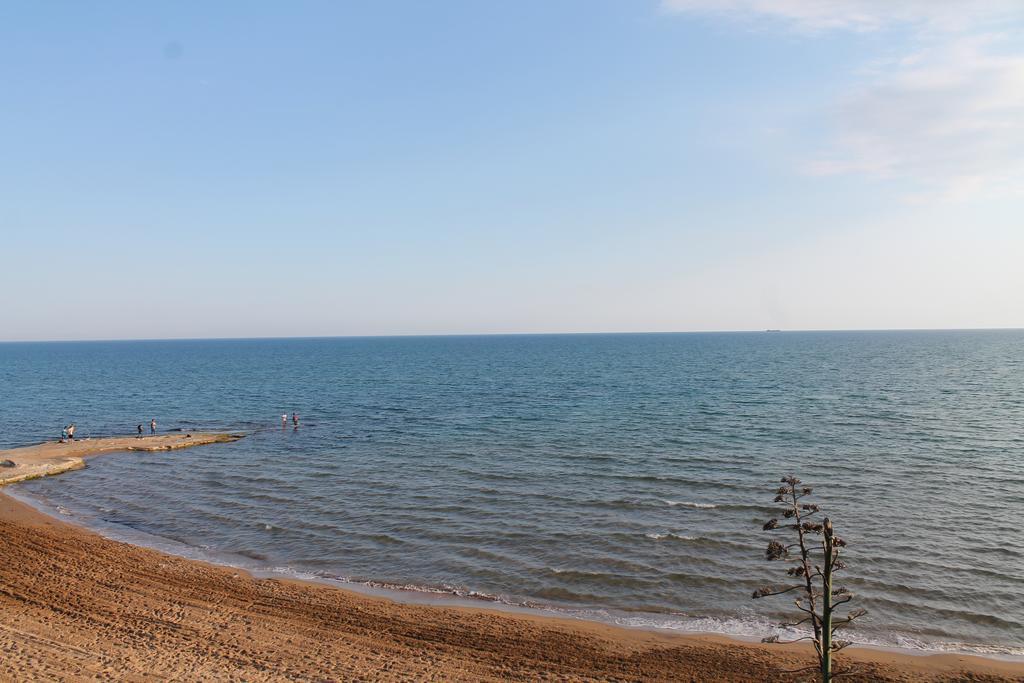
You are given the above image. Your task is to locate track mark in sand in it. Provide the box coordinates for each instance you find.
[0,623,98,661]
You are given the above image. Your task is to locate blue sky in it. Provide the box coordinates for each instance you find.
[2,1,1022,340]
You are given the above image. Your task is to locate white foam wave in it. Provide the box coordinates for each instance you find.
[663,500,718,509]
[264,566,508,604]
[645,532,698,541]
[611,614,1024,658]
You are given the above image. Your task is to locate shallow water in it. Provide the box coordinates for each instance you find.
[3,332,1022,655]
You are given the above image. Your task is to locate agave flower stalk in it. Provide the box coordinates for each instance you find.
[753,476,866,682]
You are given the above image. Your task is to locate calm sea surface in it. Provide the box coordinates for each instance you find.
[2,332,1022,655]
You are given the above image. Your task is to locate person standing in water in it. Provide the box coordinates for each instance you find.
[281,414,288,428]
[150,418,157,434]
[292,412,299,426]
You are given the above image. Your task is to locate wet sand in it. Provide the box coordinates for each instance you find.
[1,439,1021,680]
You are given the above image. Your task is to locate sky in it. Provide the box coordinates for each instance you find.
[2,1,1022,341]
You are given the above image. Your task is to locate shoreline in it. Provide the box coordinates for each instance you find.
[2,491,1021,681]
[2,438,1022,679]
[15,484,1022,666]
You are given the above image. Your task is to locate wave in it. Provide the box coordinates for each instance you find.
[645,532,698,541]
[661,500,779,515]
[264,566,510,604]
[663,500,717,509]
[609,613,1024,658]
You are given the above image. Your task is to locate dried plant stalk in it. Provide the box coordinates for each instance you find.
[754,476,866,682]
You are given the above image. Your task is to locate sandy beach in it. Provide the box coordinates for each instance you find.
[0,438,1021,681]
[7,0,1024,675]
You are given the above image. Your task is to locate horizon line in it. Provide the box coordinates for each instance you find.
[2,326,1022,344]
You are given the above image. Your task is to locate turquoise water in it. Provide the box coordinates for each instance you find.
[3,331,1022,655]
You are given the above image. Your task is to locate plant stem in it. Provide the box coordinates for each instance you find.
[821,522,834,683]
[790,486,822,657]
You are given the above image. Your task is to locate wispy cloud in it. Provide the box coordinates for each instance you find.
[808,35,1024,200]
[663,1,1024,200]
[660,0,1020,33]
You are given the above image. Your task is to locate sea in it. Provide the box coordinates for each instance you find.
[2,331,1022,657]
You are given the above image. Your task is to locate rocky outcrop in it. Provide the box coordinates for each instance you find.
[0,433,244,486]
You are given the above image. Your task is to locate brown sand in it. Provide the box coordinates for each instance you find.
[1,440,1021,681]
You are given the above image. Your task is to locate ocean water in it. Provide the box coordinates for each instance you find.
[2,332,1022,656]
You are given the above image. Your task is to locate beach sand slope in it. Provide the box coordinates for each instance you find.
[1,494,1021,682]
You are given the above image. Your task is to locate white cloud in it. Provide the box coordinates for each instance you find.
[808,35,1024,200]
[662,0,1024,200]
[660,0,1020,33]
